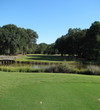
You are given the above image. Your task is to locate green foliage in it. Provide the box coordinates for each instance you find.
[55,36,66,56]
[54,21,100,61]
[35,43,48,54]
[55,28,87,57]
[0,24,38,55]
[82,21,100,60]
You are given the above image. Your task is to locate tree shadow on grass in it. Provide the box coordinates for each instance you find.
[27,55,77,62]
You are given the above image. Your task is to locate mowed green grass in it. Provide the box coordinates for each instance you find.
[16,54,77,63]
[0,72,100,110]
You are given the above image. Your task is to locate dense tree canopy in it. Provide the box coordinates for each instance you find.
[55,28,87,57]
[35,43,57,54]
[55,21,100,60]
[83,21,100,60]
[0,24,38,55]
[0,21,100,61]
[55,36,66,56]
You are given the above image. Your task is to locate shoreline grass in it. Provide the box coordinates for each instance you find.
[0,66,44,72]
[0,62,100,75]
[0,54,100,75]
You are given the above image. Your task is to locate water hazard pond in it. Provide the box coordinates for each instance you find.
[0,60,100,74]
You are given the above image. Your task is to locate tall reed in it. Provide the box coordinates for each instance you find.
[0,66,44,72]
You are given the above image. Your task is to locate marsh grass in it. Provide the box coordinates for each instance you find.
[0,62,100,75]
[44,63,100,75]
[0,65,44,72]
[0,54,100,75]
[86,65,100,75]
[44,63,74,73]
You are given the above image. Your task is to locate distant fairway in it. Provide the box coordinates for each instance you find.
[16,54,78,63]
[0,72,100,110]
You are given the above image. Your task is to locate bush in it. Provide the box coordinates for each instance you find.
[44,63,75,73]
[86,65,100,75]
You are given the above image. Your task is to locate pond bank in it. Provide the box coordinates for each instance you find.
[0,55,100,75]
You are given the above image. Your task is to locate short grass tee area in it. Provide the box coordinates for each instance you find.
[0,72,100,110]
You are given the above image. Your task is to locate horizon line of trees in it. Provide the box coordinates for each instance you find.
[34,21,100,61]
[54,21,100,60]
[0,21,100,61]
[0,24,38,55]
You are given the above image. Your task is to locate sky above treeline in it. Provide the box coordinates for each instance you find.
[0,0,100,44]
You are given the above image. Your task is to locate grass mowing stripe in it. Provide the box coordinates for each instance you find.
[0,72,100,110]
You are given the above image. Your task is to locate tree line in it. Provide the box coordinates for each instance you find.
[0,21,100,60]
[55,21,100,60]
[0,24,56,55]
[0,24,38,55]
[35,21,100,61]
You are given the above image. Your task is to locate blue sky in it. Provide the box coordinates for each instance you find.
[0,0,100,44]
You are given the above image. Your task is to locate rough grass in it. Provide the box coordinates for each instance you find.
[0,72,100,110]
